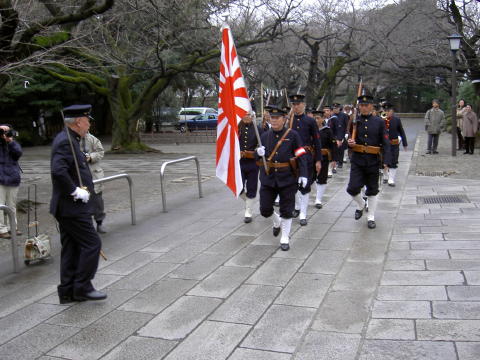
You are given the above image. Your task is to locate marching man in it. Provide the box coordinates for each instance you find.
[256,106,308,250]
[238,112,262,222]
[382,102,407,187]
[346,95,390,229]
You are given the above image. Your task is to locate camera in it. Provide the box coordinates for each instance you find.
[0,128,14,137]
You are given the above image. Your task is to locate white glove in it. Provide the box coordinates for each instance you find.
[256,146,266,157]
[71,187,90,203]
[298,177,308,188]
[344,133,349,139]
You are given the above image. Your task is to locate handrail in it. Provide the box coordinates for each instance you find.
[93,173,136,225]
[0,205,19,273]
[160,156,203,212]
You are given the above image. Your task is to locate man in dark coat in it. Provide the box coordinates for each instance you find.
[288,94,322,226]
[347,96,390,229]
[257,106,308,250]
[50,104,107,304]
[383,103,407,186]
[238,113,262,223]
[331,103,349,168]
[312,111,335,208]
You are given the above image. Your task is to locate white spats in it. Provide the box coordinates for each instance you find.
[280,218,292,244]
[295,191,301,211]
[245,197,254,218]
[299,193,309,220]
[388,168,397,185]
[315,183,326,205]
[367,196,378,221]
[352,193,366,210]
[273,211,281,228]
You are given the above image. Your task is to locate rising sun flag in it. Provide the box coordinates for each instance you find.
[216,24,252,197]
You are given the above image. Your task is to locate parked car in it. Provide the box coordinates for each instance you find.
[176,113,218,132]
[178,107,217,122]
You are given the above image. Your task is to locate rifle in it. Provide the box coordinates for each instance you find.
[316,94,326,111]
[348,76,363,141]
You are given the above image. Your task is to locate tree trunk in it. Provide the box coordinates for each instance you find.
[305,41,320,107]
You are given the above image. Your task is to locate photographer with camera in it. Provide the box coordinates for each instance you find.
[0,124,22,239]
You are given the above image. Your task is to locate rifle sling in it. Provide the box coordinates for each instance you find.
[267,128,291,162]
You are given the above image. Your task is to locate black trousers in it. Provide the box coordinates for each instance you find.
[457,127,464,149]
[260,183,297,219]
[464,137,475,154]
[316,159,330,185]
[346,161,380,197]
[240,159,259,198]
[56,216,102,297]
[386,145,400,168]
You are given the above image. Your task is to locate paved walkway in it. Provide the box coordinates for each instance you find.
[0,129,479,359]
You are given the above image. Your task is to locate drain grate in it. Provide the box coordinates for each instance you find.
[417,194,469,205]
[416,171,456,177]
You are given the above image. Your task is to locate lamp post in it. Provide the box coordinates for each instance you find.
[448,33,462,157]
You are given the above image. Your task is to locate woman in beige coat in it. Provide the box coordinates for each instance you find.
[462,104,478,154]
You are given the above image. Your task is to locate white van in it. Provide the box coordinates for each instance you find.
[178,107,217,121]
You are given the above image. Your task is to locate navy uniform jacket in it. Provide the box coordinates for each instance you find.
[387,116,408,147]
[50,128,94,218]
[319,126,335,160]
[238,122,262,151]
[258,128,308,187]
[332,111,349,140]
[290,114,322,162]
[352,114,391,166]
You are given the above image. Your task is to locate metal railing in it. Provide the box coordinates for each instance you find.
[160,156,203,212]
[93,173,136,225]
[0,205,19,273]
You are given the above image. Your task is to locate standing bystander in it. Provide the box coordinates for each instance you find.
[462,104,478,155]
[0,124,22,239]
[424,99,445,154]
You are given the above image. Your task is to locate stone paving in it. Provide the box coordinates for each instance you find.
[0,126,479,359]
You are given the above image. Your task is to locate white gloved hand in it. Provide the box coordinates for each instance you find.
[298,177,308,188]
[256,146,266,157]
[71,187,90,203]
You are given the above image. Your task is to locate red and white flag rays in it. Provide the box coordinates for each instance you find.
[216,24,252,197]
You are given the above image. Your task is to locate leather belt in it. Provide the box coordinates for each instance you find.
[390,139,400,145]
[240,150,255,159]
[256,160,290,170]
[321,148,332,161]
[352,144,381,155]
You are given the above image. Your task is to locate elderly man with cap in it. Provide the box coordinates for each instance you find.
[347,95,390,229]
[288,94,322,226]
[50,104,107,304]
[382,102,407,186]
[256,106,308,250]
[238,112,263,223]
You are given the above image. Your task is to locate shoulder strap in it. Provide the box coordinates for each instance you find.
[267,128,291,162]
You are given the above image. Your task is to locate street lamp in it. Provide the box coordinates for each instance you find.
[448,33,462,156]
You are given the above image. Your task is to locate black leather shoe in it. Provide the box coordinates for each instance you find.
[274,201,280,207]
[355,209,363,220]
[74,290,107,301]
[273,226,280,237]
[425,150,431,154]
[97,224,107,234]
[315,203,322,209]
[280,243,290,251]
[299,219,307,226]
[464,151,469,154]
[383,179,388,184]
[332,168,337,174]
[59,295,75,304]
[292,209,300,218]
[388,183,395,187]
[337,163,343,169]
[244,217,252,223]
[433,151,439,154]
[367,220,376,229]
